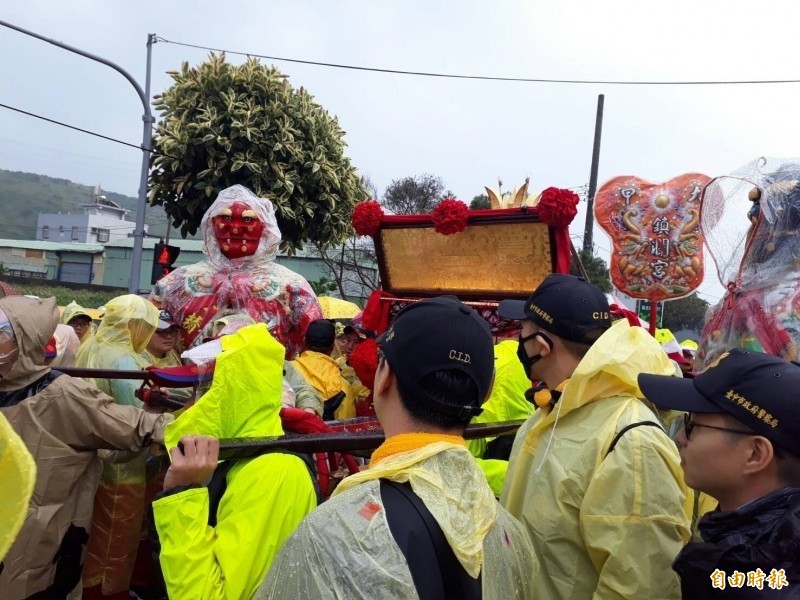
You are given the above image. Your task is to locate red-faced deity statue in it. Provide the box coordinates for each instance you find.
[212,201,265,260]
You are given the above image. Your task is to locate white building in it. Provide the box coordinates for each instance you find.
[36,186,146,244]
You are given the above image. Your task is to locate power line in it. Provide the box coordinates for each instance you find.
[0,102,176,160]
[157,36,800,86]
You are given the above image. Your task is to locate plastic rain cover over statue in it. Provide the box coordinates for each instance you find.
[150,185,323,357]
[699,157,800,368]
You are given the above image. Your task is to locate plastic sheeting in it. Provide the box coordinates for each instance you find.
[0,411,35,562]
[699,158,800,367]
[150,185,323,356]
[256,442,536,599]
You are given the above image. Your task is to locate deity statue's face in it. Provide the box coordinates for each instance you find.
[212,201,264,259]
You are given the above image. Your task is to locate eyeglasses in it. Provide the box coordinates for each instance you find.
[683,413,754,440]
[154,328,179,337]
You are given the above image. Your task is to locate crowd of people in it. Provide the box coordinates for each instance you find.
[0,183,798,600]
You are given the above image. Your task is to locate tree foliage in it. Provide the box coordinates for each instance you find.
[309,238,379,303]
[570,248,612,293]
[381,174,446,215]
[663,293,709,332]
[469,194,491,210]
[148,53,369,252]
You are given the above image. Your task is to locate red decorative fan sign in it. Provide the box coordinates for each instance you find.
[594,174,710,302]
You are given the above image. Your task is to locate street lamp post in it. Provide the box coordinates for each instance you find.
[0,20,155,293]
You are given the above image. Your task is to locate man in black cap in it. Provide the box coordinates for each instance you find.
[639,349,800,597]
[498,274,691,599]
[143,310,182,367]
[257,296,535,599]
[292,319,354,420]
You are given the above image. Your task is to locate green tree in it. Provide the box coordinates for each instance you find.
[309,276,338,297]
[662,293,709,332]
[570,248,612,293]
[148,53,369,252]
[382,174,446,215]
[469,194,491,210]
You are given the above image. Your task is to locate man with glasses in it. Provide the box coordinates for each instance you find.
[143,310,182,367]
[639,349,800,596]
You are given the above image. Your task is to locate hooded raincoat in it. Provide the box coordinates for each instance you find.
[501,320,693,599]
[75,295,163,595]
[60,300,94,346]
[256,440,536,599]
[0,296,170,600]
[149,185,323,356]
[153,323,317,600]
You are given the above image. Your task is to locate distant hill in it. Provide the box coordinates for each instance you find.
[0,168,188,241]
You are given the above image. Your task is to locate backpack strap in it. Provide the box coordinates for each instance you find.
[605,420,664,457]
[380,479,481,600]
[207,449,322,527]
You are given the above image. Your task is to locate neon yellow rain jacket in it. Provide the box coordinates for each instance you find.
[501,320,692,599]
[0,411,34,562]
[256,441,536,599]
[468,340,535,495]
[153,324,317,600]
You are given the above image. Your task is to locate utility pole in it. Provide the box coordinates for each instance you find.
[0,20,155,293]
[583,94,605,255]
[129,34,156,293]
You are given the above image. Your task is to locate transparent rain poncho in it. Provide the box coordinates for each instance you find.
[257,443,537,599]
[74,294,159,595]
[699,158,800,367]
[150,185,323,357]
[60,300,94,346]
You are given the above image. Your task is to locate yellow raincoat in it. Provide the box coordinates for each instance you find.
[0,411,34,562]
[256,440,536,599]
[501,320,692,599]
[336,355,371,407]
[467,340,535,496]
[293,350,355,419]
[75,295,160,595]
[153,324,317,600]
[60,300,95,346]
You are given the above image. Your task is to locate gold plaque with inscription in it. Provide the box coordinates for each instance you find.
[377,222,552,298]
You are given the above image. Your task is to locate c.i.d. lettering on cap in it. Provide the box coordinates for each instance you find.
[449,350,471,364]
[528,303,553,324]
[592,311,610,320]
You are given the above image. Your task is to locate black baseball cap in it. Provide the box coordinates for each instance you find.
[377,296,494,419]
[498,274,611,343]
[638,349,800,455]
[306,319,336,348]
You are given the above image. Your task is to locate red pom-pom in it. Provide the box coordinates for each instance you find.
[537,187,579,227]
[349,338,378,392]
[432,198,469,235]
[352,201,384,237]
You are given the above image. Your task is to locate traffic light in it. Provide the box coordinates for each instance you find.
[151,242,181,285]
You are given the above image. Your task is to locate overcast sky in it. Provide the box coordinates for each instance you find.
[3,0,800,306]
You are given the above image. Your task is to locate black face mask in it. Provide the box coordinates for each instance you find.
[517,331,553,377]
